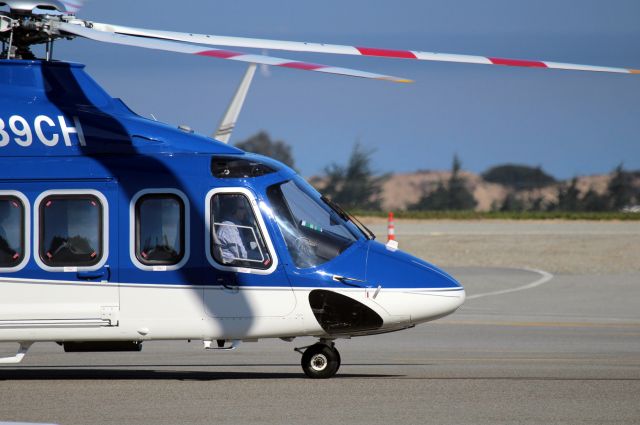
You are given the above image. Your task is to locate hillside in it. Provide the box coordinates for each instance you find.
[379,170,633,212]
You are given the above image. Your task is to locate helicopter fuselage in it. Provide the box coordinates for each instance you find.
[0,59,464,366]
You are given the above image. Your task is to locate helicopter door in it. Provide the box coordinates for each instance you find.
[0,183,119,328]
[203,188,296,318]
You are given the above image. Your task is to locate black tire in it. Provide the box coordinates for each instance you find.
[332,345,341,373]
[301,343,340,379]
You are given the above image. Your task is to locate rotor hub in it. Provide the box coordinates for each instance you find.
[1,0,78,59]
[0,0,66,14]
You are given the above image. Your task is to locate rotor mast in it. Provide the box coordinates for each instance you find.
[0,0,76,59]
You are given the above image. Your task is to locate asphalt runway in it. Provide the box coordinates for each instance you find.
[1,264,639,425]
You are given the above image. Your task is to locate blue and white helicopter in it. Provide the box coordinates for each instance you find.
[0,0,636,378]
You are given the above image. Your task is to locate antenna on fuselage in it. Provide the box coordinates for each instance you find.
[213,63,257,144]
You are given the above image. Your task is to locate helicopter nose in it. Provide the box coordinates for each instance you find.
[372,275,465,325]
[402,285,466,324]
[366,241,465,325]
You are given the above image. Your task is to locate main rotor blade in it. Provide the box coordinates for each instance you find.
[91,22,640,75]
[57,23,412,83]
[60,0,84,14]
[214,63,257,143]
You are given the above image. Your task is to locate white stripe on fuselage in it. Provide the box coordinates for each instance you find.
[0,276,462,292]
[0,276,464,341]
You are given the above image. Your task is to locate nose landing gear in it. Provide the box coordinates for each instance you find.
[296,340,341,379]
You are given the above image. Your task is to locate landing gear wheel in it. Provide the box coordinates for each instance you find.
[332,345,341,373]
[301,343,340,379]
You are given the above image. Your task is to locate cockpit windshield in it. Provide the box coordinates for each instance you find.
[267,179,360,268]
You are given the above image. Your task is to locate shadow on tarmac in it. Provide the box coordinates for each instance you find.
[0,369,401,380]
[4,368,638,381]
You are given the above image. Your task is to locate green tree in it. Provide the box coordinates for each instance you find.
[235,131,296,169]
[410,155,477,211]
[528,196,545,212]
[581,187,609,212]
[320,142,387,210]
[411,181,450,210]
[606,164,634,210]
[448,155,477,210]
[500,192,525,212]
[553,177,581,211]
[482,164,556,190]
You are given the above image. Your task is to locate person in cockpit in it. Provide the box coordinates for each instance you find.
[215,195,251,264]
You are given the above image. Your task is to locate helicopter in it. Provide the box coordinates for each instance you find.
[0,0,637,379]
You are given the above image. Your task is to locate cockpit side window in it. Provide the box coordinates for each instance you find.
[210,193,272,270]
[0,196,25,268]
[266,180,358,269]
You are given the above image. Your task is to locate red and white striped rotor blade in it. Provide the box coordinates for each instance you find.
[57,23,411,83]
[90,22,640,75]
[60,0,85,14]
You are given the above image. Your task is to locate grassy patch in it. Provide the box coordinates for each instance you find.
[352,210,640,220]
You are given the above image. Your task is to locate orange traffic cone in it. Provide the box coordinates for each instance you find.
[387,212,395,242]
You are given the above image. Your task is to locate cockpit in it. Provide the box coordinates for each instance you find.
[209,155,368,273]
[205,153,462,329]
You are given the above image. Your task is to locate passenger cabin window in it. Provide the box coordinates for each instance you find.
[39,195,103,267]
[135,194,185,265]
[0,196,25,268]
[210,193,272,269]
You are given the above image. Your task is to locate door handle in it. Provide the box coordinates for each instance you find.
[77,266,110,281]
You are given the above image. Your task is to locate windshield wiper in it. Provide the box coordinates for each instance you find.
[321,196,376,240]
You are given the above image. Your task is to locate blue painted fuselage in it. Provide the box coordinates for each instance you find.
[0,59,464,342]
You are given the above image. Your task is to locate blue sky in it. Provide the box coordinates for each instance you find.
[50,0,640,179]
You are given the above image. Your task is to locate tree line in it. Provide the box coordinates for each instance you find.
[236,132,639,212]
[236,132,385,210]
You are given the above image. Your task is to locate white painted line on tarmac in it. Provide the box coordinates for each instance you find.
[466,268,554,300]
[0,422,59,425]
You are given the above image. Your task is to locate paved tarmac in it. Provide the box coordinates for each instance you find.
[1,263,639,425]
[364,219,640,274]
